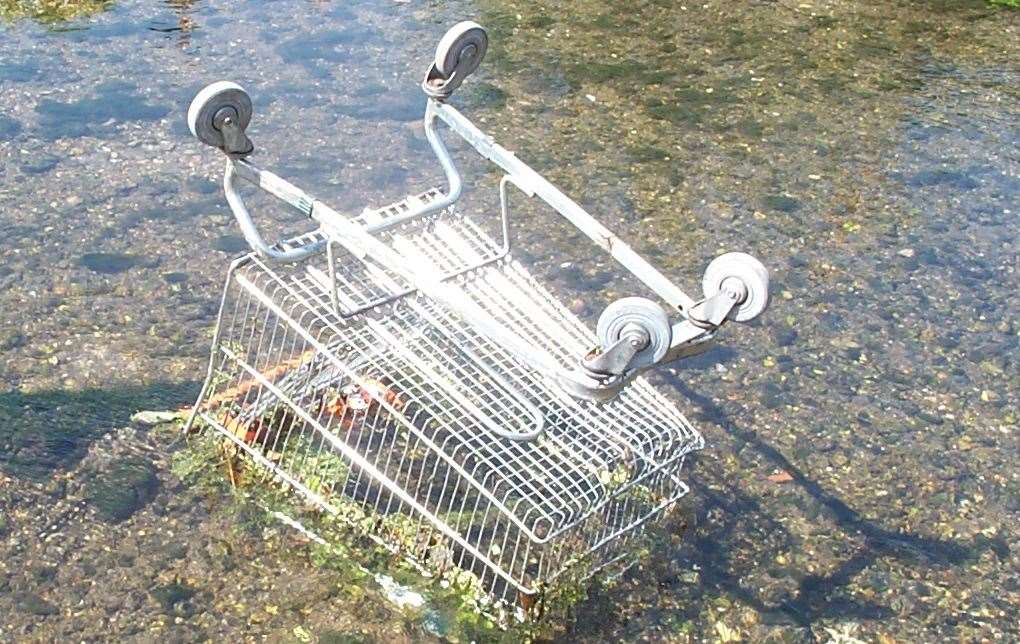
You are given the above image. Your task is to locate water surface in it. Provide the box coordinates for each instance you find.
[0,0,1017,641]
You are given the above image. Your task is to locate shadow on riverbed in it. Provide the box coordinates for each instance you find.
[0,382,199,481]
[561,375,1010,639]
[658,378,1004,629]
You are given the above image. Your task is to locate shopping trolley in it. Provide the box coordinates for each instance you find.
[183,21,770,615]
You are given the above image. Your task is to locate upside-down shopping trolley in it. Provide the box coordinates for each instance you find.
[183,22,770,615]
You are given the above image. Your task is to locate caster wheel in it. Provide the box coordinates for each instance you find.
[187,81,252,150]
[596,297,672,369]
[702,252,770,322]
[434,21,488,79]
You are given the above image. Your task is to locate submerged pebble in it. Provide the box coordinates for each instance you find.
[79,253,141,274]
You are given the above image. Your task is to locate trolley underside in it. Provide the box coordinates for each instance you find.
[192,194,703,607]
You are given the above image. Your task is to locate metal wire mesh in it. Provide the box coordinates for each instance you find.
[192,193,703,608]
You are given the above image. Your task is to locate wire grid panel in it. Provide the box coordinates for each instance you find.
[194,201,703,605]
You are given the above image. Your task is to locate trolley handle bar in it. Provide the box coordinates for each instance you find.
[430,100,698,314]
[225,160,324,262]
[227,101,465,255]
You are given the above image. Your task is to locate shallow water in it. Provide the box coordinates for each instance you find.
[1,0,1017,641]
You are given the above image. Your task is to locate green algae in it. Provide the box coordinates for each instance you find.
[564,60,674,89]
[0,0,112,23]
[83,455,159,522]
[763,194,802,213]
[644,99,704,126]
[150,582,196,614]
[523,14,555,29]
[626,144,672,163]
[165,415,661,639]
[15,591,59,616]
[463,81,509,110]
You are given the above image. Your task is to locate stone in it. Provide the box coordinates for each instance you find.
[16,592,58,616]
[83,456,160,523]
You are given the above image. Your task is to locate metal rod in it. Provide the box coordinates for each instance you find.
[430,100,698,312]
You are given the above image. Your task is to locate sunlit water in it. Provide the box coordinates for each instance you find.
[0,0,1016,641]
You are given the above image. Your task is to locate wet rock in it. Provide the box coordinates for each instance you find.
[79,253,141,274]
[131,410,182,426]
[150,582,196,614]
[0,114,22,138]
[907,168,978,190]
[772,326,798,347]
[0,60,38,82]
[83,456,159,523]
[463,82,509,110]
[19,153,60,175]
[15,592,58,616]
[212,235,249,254]
[319,629,370,644]
[761,382,786,409]
[762,195,801,213]
[117,542,139,567]
[568,298,590,316]
[369,165,410,190]
[0,332,27,351]
[185,176,219,195]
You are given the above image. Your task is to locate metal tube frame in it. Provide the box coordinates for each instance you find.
[218,98,720,400]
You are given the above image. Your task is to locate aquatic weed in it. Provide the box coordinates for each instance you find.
[0,0,112,24]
